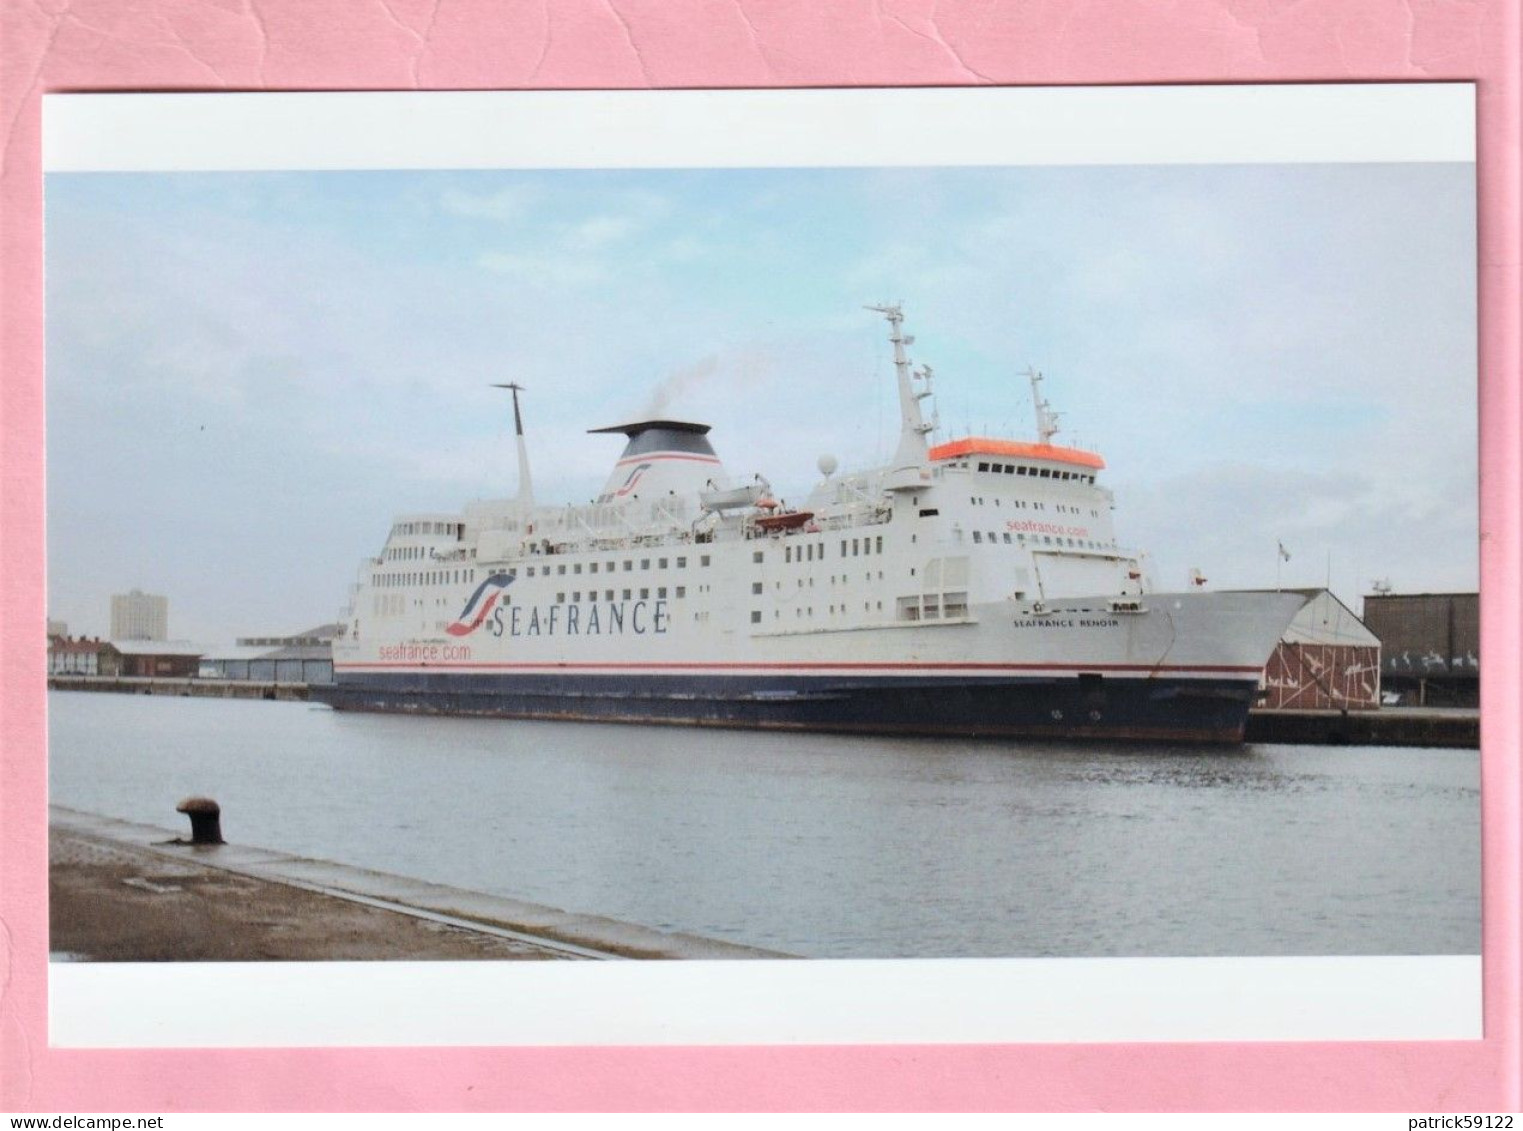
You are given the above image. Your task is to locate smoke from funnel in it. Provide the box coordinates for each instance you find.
[643,355,720,417]
[640,349,779,419]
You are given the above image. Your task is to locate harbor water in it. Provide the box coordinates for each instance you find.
[46,690,1480,958]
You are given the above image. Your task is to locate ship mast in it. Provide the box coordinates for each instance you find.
[866,303,935,474]
[1025,366,1061,445]
[491,382,535,509]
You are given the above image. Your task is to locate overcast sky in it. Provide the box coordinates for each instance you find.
[44,162,1476,644]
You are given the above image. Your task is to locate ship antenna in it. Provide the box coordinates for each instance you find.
[491,382,535,508]
[865,303,933,473]
[1025,366,1061,445]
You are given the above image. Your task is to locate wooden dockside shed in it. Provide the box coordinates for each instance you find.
[1249,588,1383,711]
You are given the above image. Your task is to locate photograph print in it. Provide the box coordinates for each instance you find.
[44,89,1479,975]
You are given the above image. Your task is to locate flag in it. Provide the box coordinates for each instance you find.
[1277,541,1291,562]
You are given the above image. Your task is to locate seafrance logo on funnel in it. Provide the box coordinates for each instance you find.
[614,462,653,497]
[446,573,515,637]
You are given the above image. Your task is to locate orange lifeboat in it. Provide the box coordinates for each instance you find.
[754,510,814,533]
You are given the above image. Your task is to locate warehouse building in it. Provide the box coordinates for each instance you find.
[47,638,121,677]
[1361,592,1479,707]
[109,640,204,678]
[1254,589,1383,711]
[199,624,338,683]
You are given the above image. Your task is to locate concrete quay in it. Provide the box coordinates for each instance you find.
[1246,706,1479,748]
[48,674,309,700]
[50,807,790,962]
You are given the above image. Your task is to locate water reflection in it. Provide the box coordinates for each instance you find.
[47,692,1480,958]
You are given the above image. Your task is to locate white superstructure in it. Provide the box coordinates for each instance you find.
[320,307,1303,742]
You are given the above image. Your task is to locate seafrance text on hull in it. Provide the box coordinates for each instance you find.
[315,306,1306,742]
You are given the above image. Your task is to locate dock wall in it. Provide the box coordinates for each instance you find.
[48,675,309,701]
[1246,707,1478,748]
[46,676,1478,747]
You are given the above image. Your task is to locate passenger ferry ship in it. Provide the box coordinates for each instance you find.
[317,306,1304,742]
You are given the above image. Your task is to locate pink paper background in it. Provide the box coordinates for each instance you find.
[2,0,1518,1113]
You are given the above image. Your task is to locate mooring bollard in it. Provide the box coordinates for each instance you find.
[175,796,224,845]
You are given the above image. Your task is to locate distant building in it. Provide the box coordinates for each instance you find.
[110,589,168,641]
[1253,589,1382,711]
[1361,592,1479,707]
[47,619,68,639]
[109,640,204,678]
[48,638,121,677]
[199,624,339,684]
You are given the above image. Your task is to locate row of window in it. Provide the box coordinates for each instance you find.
[776,536,886,565]
[749,602,888,624]
[378,555,721,589]
[377,568,476,587]
[752,571,886,594]
[391,520,461,538]
[978,462,1095,484]
[970,496,1046,510]
[554,587,685,603]
[525,554,709,578]
[970,530,1115,551]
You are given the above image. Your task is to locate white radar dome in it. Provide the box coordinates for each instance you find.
[817,454,839,478]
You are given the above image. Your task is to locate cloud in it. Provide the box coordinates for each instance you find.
[476,250,610,288]
[439,185,539,224]
[43,163,1476,643]
[568,214,637,250]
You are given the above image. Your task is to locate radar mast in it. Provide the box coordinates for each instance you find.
[1025,366,1062,445]
[865,303,935,475]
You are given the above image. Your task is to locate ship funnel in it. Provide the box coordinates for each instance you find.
[589,419,726,503]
